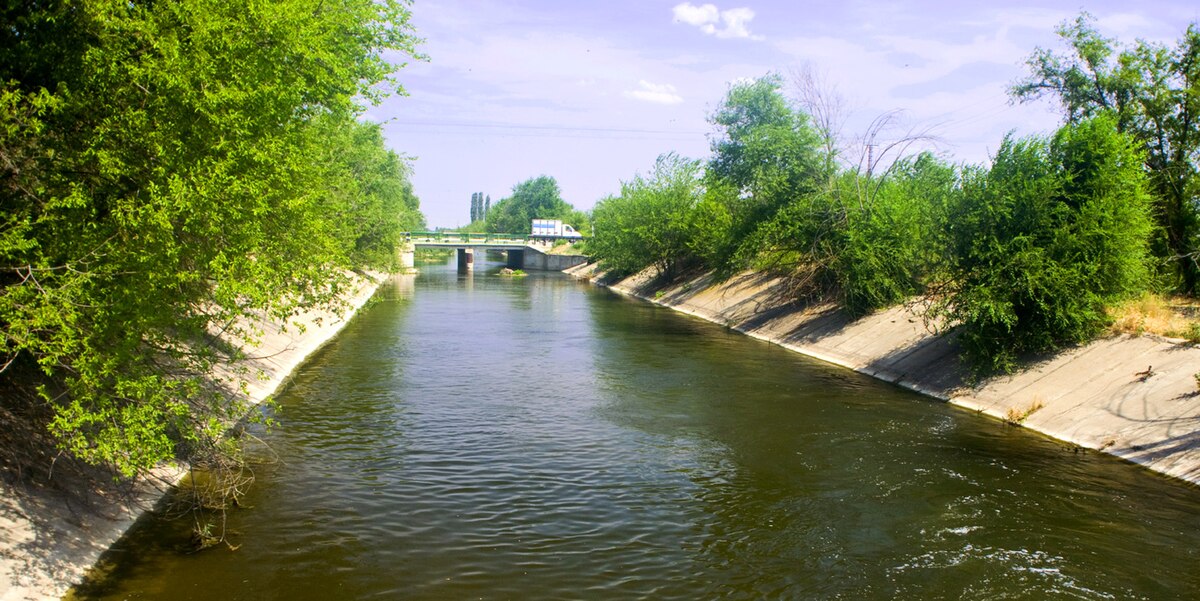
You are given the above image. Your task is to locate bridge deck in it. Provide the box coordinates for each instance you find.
[403,231,556,250]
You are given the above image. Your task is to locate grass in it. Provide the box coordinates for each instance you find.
[1005,397,1045,425]
[1107,293,1200,342]
[545,241,587,255]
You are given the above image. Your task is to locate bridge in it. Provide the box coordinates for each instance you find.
[399,231,589,272]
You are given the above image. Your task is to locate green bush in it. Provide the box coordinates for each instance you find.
[936,116,1153,372]
[701,75,831,274]
[725,153,953,317]
[590,154,703,277]
[832,154,956,316]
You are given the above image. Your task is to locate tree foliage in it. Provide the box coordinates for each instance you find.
[0,0,424,479]
[936,116,1153,373]
[1012,13,1200,293]
[485,175,587,235]
[692,75,951,316]
[830,154,956,316]
[701,75,830,272]
[590,154,703,277]
[596,67,1159,374]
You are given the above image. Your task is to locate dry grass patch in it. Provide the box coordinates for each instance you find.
[1107,294,1200,342]
[1005,397,1046,425]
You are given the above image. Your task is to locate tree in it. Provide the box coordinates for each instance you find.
[591,154,703,276]
[1012,14,1200,293]
[484,194,491,219]
[320,119,424,266]
[936,116,1153,373]
[486,176,576,234]
[0,0,424,484]
[701,75,831,271]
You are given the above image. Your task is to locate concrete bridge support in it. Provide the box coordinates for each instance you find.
[456,247,474,271]
[398,241,416,273]
[516,247,589,271]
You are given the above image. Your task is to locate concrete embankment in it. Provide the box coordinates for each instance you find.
[0,273,385,601]
[567,263,1200,487]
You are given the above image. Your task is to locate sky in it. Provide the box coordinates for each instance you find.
[369,0,1200,229]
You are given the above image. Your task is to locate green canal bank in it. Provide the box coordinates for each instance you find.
[569,262,1200,488]
[0,274,384,601]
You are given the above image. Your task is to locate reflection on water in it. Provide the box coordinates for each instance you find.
[75,256,1200,600]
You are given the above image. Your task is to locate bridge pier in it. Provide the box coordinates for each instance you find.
[398,240,416,273]
[457,247,474,271]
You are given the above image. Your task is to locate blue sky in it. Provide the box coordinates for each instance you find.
[369,1,1200,229]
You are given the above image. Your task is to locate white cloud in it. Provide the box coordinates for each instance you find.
[625,80,684,105]
[673,2,719,27]
[716,8,757,39]
[673,2,762,40]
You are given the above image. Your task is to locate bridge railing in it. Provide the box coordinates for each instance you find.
[403,231,529,244]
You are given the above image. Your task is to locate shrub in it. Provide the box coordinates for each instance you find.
[833,154,957,316]
[936,116,1153,372]
[590,154,703,277]
[729,153,954,317]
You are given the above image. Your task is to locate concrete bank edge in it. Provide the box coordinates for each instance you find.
[1,272,386,601]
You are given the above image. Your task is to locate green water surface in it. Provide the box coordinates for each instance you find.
[74,257,1200,600]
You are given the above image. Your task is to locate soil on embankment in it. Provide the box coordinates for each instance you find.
[567,263,1200,487]
[0,273,386,601]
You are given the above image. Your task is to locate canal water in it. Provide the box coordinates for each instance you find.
[75,257,1200,600]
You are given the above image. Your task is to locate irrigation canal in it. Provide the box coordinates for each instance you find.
[75,255,1200,600]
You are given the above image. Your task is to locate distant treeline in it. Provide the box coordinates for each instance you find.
[591,15,1199,373]
[0,1,424,483]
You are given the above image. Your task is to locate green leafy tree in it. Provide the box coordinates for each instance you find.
[591,154,703,276]
[698,73,946,315]
[486,175,578,234]
[936,116,1153,373]
[701,75,830,272]
[319,119,424,266]
[0,0,424,481]
[1012,13,1200,293]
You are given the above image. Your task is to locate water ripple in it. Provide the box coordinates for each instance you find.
[78,267,1200,601]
